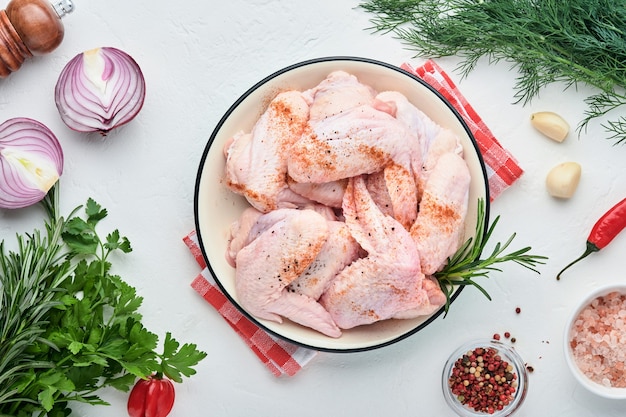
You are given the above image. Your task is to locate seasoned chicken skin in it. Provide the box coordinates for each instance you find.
[376,90,463,202]
[224,91,311,212]
[411,152,471,275]
[287,221,361,300]
[320,176,428,329]
[375,91,425,176]
[234,208,342,338]
[392,276,447,319]
[288,105,416,183]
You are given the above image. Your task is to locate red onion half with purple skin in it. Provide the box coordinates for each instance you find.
[55,47,146,135]
[0,118,64,209]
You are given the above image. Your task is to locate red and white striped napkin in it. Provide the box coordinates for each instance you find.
[401,60,523,200]
[185,59,523,377]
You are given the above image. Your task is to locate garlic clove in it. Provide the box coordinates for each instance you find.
[546,162,581,199]
[531,111,570,142]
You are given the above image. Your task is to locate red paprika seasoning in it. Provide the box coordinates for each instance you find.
[127,374,175,417]
[557,197,626,280]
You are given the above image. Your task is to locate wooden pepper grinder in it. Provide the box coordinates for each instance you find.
[0,0,74,78]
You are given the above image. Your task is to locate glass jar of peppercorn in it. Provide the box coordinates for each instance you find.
[442,340,528,416]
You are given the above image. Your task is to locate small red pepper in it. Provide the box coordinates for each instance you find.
[557,197,626,280]
[127,374,175,417]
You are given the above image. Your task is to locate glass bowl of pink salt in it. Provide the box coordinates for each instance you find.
[565,284,626,399]
[442,339,528,416]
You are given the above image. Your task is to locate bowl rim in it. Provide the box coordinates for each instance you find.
[193,56,491,353]
[564,283,626,399]
[442,339,528,416]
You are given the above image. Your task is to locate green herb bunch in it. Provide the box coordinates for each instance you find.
[360,0,626,144]
[0,186,206,416]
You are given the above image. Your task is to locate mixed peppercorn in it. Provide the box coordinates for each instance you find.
[448,346,519,414]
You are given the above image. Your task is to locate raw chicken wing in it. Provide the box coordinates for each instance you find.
[226,207,263,267]
[303,70,376,121]
[287,221,361,300]
[392,276,447,319]
[375,91,425,175]
[288,177,347,208]
[224,91,311,212]
[418,128,463,199]
[287,105,415,183]
[380,160,418,230]
[411,152,471,275]
[364,162,418,231]
[320,176,429,329]
[234,208,342,337]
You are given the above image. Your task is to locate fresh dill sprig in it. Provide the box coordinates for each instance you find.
[360,0,626,144]
[435,199,548,313]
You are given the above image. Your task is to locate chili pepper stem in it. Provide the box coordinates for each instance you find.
[556,242,600,280]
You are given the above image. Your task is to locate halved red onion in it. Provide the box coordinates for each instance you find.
[0,118,64,209]
[54,47,146,135]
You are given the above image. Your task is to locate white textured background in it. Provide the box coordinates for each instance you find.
[1,1,626,416]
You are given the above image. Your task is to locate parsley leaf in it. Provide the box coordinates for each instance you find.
[159,333,208,383]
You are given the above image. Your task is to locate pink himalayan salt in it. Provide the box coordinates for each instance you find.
[570,291,626,388]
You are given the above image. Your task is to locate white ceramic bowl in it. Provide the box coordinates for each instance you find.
[564,284,626,399]
[194,57,489,352]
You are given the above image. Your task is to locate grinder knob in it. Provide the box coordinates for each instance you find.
[0,0,74,77]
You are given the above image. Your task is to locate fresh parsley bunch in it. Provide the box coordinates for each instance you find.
[0,186,206,416]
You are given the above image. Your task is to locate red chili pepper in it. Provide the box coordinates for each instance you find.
[127,375,175,417]
[557,197,626,280]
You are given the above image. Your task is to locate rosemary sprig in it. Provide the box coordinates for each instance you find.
[435,199,548,313]
[0,186,74,411]
[360,0,626,144]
